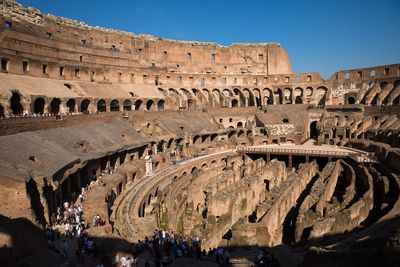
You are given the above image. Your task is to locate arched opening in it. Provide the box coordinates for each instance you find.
[134,100,143,110]
[283,88,292,104]
[33,97,45,114]
[188,99,195,109]
[310,121,319,139]
[253,89,262,107]
[233,88,245,106]
[157,99,165,111]
[243,89,255,106]
[294,88,303,104]
[97,99,106,112]
[66,99,76,113]
[0,104,4,118]
[347,96,356,104]
[50,98,61,114]
[263,89,273,105]
[10,92,24,115]
[123,99,132,111]
[146,99,154,111]
[316,87,327,106]
[231,99,238,107]
[193,135,201,144]
[80,99,90,113]
[237,122,243,128]
[110,99,120,112]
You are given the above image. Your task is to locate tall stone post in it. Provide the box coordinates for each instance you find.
[145,155,153,176]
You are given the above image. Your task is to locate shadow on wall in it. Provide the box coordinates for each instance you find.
[0,214,400,267]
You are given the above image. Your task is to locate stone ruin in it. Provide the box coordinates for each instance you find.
[0,1,399,266]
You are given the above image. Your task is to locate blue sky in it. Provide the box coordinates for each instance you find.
[19,0,400,78]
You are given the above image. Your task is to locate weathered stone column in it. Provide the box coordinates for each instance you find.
[145,155,153,176]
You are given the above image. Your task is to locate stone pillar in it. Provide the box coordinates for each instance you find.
[145,155,153,176]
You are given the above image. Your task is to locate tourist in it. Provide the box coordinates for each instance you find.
[62,239,69,258]
[126,256,134,267]
[120,255,127,267]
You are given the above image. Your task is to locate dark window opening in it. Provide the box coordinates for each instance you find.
[384,68,390,75]
[282,118,289,123]
[162,51,167,57]
[42,64,47,74]
[211,53,216,61]
[75,68,80,78]
[1,59,8,72]
[59,66,64,76]
[259,54,264,60]
[187,52,192,60]
[22,61,29,72]
[5,21,12,29]
[79,55,83,62]
[80,39,86,46]
[45,32,52,40]
[370,69,376,76]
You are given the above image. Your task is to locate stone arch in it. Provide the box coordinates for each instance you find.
[243,88,255,106]
[231,99,238,107]
[237,121,243,128]
[50,98,61,114]
[191,166,197,174]
[237,129,245,138]
[192,88,206,103]
[10,92,24,115]
[33,97,45,114]
[233,88,246,106]
[180,88,192,98]
[146,99,154,111]
[223,88,232,97]
[123,99,132,111]
[393,80,400,105]
[157,99,165,111]
[66,98,76,113]
[97,99,106,112]
[262,88,273,105]
[294,87,303,104]
[193,135,201,144]
[345,93,356,105]
[134,99,143,110]
[80,99,90,113]
[110,99,120,112]
[316,86,328,106]
[283,88,292,104]
[253,88,262,106]
[188,99,195,110]
[211,160,217,168]
[212,88,222,106]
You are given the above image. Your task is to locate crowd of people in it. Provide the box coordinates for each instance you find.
[45,189,106,265]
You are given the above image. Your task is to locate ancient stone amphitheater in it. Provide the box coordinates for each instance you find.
[0,1,399,266]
